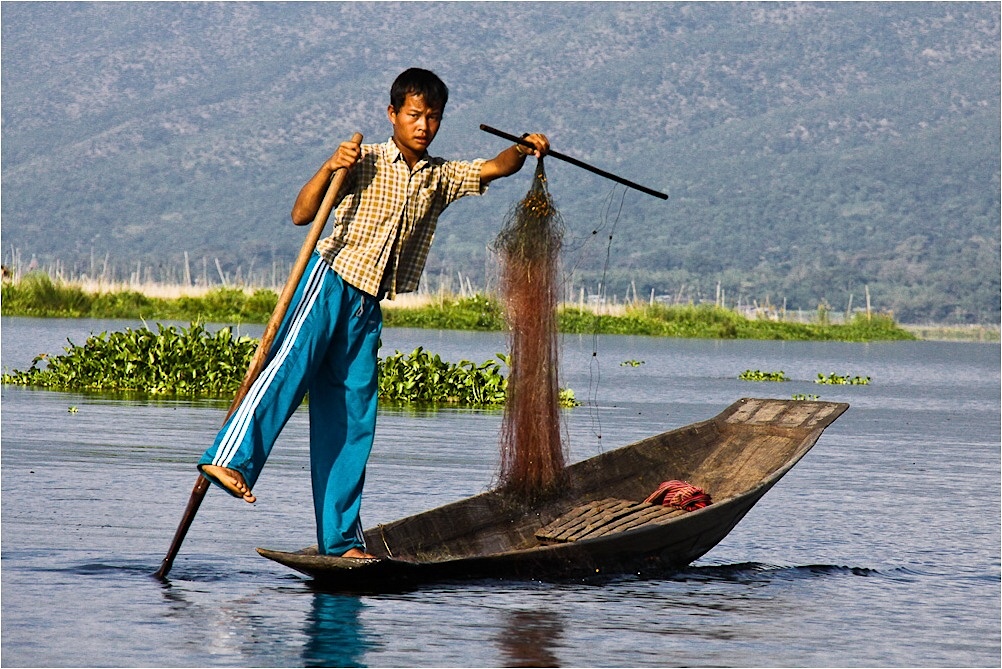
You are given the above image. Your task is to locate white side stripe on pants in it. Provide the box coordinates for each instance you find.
[212,260,329,468]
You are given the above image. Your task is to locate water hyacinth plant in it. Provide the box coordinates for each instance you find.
[815,373,871,385]
[738,369,790,382]
[0,322,258,396]
[378,347,508,407]
[1,322,578,408]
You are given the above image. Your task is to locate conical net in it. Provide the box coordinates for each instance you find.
[492,160,567,499]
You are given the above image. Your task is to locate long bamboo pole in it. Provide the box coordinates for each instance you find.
[154,132,363,580]
[479,124,668,200]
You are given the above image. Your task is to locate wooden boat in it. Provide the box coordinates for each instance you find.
[258,397,848,591]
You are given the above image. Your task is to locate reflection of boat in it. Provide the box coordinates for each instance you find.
[258,398,848,592]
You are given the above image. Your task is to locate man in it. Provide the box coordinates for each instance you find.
[198,68,549,558]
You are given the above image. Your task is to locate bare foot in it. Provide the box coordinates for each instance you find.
[200,465,256,503]
[340,547,377,559]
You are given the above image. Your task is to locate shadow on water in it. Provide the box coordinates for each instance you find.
[36,561,224,583]
[301,593,376,668]
[666,561,886,583]
[42,560,267,585]
[260,561,900,596]
[59,562,166,577]
[55,558,896,589]
[496,608,565,668]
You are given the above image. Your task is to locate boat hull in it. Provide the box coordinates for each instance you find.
[258,398,848,591]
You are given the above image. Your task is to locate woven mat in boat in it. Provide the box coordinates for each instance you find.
[535,498,686,544]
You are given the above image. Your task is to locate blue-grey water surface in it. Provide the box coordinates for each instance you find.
[2,316,999,667]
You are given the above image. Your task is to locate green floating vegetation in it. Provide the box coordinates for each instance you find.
[815,373,871,385]
[3,276,916,342]
[740,369,871,385]
[558,388,579,407]
[620,359,644,367]
[378,347,508,407]
[0,322,578,408]
[0,322,259,396]
[792,393,821,401]
[738,369,790,382]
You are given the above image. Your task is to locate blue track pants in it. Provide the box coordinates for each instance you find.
[198,253,382,555]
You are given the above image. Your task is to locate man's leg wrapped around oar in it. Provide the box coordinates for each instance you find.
[197,252,383,556]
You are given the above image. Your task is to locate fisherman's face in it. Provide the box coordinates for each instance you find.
[388,93,442,160]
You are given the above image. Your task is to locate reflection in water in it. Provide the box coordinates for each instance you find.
[497,609,565,668]
[157,582,309,663]
[302,593,374,667]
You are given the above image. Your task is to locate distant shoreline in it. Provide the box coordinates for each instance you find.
[898,323,1000,343]
[2,275,997,343]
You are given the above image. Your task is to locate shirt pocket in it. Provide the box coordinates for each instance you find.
[405,186,440,226]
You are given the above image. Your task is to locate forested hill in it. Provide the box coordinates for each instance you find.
[2,2,998,324]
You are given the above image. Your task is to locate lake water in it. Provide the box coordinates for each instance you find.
[2,316,999,667]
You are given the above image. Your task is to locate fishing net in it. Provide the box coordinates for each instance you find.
[492,159,567,499]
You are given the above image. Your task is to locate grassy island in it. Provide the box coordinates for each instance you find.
[2,273,915,342]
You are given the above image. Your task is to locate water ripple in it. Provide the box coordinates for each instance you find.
[669,561,886,583]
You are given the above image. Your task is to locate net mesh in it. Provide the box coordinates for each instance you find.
[492,160,567,500]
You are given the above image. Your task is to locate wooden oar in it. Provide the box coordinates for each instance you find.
[154,132,363,581]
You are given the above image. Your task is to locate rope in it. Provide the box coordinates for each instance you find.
[584,185,628,450]
[644,480,712,511]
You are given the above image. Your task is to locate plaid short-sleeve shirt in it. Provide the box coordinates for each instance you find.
[315,138,487,299]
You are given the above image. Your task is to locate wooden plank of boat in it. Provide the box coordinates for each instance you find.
[258,397,848,591]
[535,499,687,543]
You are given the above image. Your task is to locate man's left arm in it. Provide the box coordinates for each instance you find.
[480,133,550,184]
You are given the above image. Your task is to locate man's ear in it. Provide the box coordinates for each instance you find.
[387,105,397,123]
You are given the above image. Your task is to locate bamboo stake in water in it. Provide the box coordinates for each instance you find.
[154,132,362,580]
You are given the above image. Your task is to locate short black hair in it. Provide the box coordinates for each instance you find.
[390,68,449,111]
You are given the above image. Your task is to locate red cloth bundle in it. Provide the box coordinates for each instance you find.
[644,480,712,511]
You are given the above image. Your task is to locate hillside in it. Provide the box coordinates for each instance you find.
[2,2,999,323]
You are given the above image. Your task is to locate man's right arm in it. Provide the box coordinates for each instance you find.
[291,140,361,225]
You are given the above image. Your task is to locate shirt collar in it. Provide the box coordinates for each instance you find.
[385,137,429,171]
